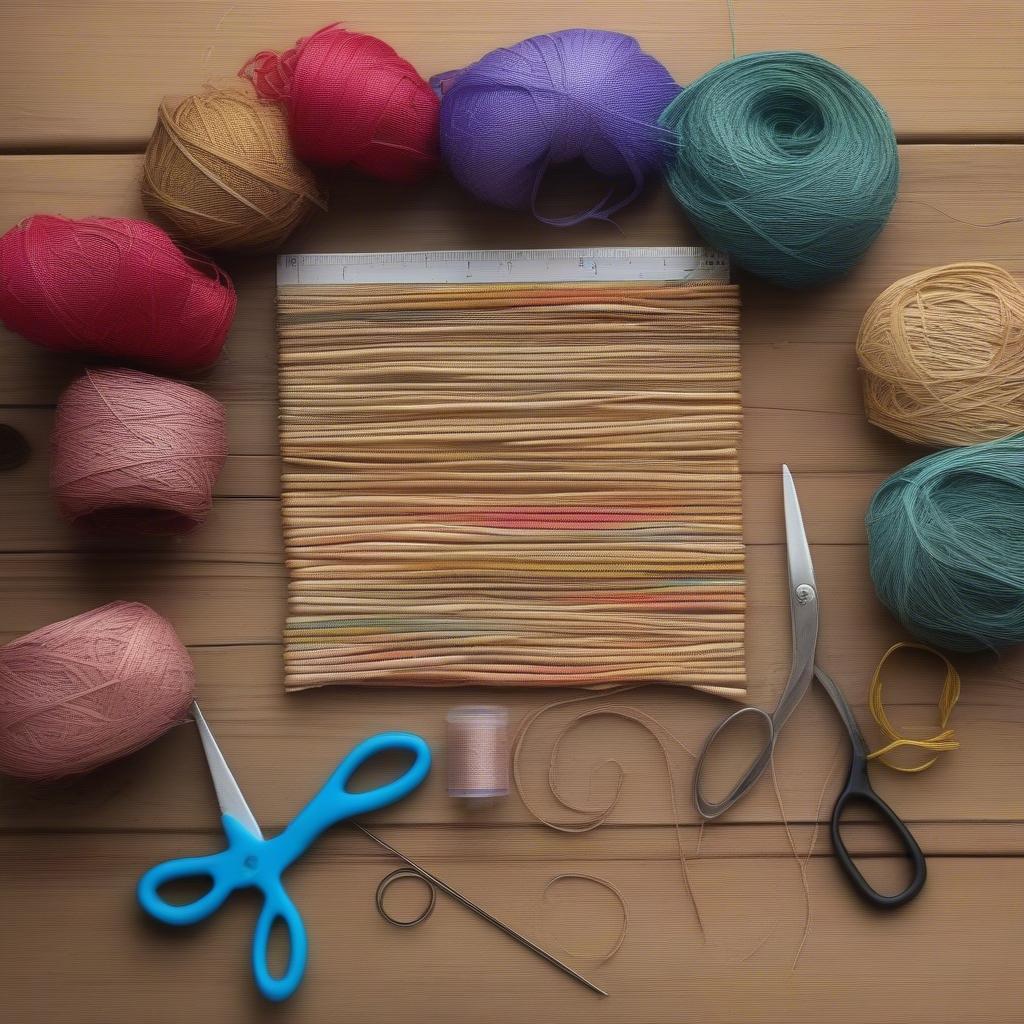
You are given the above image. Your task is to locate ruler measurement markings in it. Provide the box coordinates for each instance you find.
[278,247,730,286]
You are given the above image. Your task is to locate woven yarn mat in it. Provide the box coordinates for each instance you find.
[278,280,745,695]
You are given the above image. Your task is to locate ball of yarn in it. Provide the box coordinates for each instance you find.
[433,29,680,225]
[241,24,439,183]
[0,215,235,373]
[857,262,1024,447]
[0,601,195,781]
[661,51,899,287]
[866,434,1024,652]
[51,368,227,535]
[142,82,325,251]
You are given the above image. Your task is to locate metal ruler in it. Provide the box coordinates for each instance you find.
[277,246,729,286]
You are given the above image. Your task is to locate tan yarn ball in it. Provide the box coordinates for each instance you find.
[142,82,325,251]
[856,262,1024,447]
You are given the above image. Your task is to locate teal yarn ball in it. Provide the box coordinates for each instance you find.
[660,51,899,288]
[866,435,1024,652]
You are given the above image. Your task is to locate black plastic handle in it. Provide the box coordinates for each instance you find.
[830,762,926,909]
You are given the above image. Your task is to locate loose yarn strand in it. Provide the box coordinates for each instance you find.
[768,751,812,970]
[510,685,709,940]
[512,689,831,965]
[789,739,845,971]
[535,873,630,963]
[865,642,961,772]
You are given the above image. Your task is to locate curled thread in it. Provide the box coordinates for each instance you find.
[511,686,838,966]
[510,685,708,941]
[375,868,437,927]
[536,873,629,963]
[866,642,961,772]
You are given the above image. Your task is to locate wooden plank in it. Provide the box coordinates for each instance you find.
[0,2,1022,149]
[0,464,888,556]
[1,146,1022,410]
[2,617,1020,832]
[0,395,915,478]
[0,543,930,646]
[1,831,1021,1023]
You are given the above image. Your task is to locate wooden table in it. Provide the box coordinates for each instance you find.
[1,4,1022,1021]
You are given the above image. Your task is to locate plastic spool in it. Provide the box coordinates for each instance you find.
[446,705,509,806]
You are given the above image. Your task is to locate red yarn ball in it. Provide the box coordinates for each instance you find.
[0,215,236,373]
[242,24,440,183]
[0,601,195,781]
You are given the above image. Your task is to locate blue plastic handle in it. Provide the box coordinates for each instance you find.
[276,732,432,856]
[137,815,261,926]
[138,732,432,1002]
[251,878,307,1002]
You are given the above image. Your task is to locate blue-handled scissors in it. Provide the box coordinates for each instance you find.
[138,702,431,1001]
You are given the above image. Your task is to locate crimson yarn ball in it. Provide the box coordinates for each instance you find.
[51,368,228,535]
[0,602,195,781]
[242,24,440,183]
[0,215,236,373]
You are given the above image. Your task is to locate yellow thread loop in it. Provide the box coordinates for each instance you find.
[866,642,961,772]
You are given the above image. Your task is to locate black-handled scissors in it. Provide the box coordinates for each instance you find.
[692,466,926,909]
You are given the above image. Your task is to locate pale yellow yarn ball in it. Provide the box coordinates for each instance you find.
[856,262,1024,447]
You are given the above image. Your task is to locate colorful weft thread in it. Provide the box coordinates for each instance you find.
[242,24,439,183]
[51,368,228,535]
[866,434,1024,651]
[433,29,680,224]
[661,52,898,287]
[865,643,961,773]
[277,281,744,692]
[0,602,195,781]
[856,263,1024,447]
[142,82,325,251]
[0,215,235,373]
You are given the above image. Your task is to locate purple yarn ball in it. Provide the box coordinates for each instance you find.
[432,29,681,225]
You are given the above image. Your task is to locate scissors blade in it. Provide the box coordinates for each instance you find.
[768,465,819,727]
[191,701,263,840]
[782,464,816,597]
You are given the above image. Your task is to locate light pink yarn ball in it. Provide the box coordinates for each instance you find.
[0,602,195,781]
[51,367,227,534]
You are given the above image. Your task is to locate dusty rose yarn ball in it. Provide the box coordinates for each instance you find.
[0,602,195,781]
[51,367,227,535]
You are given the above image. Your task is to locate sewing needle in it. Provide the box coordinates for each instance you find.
[351,822,609,997]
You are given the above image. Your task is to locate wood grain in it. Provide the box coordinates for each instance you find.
[1,146,1022,410]
[1,832,1022,1024]
[0,1,1021,149]
[1,3,1023,1020]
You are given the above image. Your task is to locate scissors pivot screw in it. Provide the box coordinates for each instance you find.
[795,584,815,604]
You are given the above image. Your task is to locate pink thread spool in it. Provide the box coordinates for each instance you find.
[446,705,509,806]
[0,602,195,781]
[51,367,227,535]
